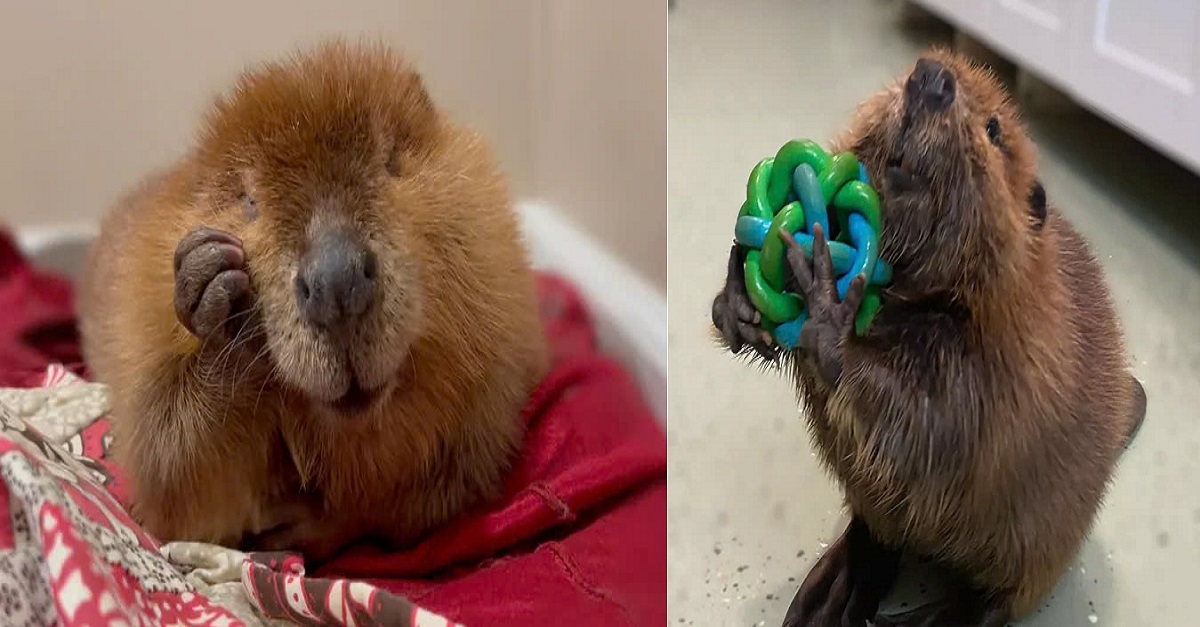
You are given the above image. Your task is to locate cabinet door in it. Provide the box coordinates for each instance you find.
[987,0,1080,83]
[1069,0,1200,172]
[913,0,995,35]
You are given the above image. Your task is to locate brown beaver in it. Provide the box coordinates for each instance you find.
[712,49,1146,626]
[78,40,548,560]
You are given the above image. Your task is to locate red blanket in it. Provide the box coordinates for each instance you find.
[0,231,83,386]
[0,231,666,626]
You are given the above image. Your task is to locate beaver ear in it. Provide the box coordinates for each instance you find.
[385,86,437,178]
[1028,180,1047,229]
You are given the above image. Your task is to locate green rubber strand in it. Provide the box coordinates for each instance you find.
[744,158,775,220]
[819,153,860,202]
[767,140,830,210]
[744,250,801,323]
[832,180,883,236]
[854,288,882,337]
[760,201,806,291]
[819,153,862,243]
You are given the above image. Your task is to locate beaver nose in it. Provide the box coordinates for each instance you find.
[906,58,955,112]
[295,231,377,329]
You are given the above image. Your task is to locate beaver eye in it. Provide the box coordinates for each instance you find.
[241,193,258,221]
[986,116,1002,147]
[1029,181,1047,227]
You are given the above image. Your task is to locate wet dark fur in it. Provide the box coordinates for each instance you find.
[717,50,1141,619]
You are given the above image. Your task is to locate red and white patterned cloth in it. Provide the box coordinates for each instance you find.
[0,365,465,626]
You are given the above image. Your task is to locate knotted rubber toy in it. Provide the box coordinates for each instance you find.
[734,139,892,349]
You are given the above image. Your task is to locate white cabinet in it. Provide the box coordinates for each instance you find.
[912,0,1200,175]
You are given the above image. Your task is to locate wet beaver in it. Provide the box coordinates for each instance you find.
[79,40,547,559]
[713,49,1146,626]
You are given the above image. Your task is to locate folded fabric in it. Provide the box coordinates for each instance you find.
[0,231,83,387]
[0,232,667,626]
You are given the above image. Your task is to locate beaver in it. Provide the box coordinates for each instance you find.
[78,40,548,560]
[712,49,1147,626]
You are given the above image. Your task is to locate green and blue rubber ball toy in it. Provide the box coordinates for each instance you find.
[735,139,891,349]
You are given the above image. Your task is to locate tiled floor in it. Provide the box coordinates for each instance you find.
[667,0,1200,625]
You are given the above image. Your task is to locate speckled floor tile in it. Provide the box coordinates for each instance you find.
[667,1,1200,625]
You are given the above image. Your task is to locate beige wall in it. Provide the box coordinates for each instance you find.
[0,1,665,291]
[531,0,668,290]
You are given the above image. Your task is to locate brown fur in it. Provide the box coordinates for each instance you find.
[727,50,1137,619]
[78,40,548,554]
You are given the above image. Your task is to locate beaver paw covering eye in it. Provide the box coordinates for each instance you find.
[713,50,1147,626]
[78,41,548,560]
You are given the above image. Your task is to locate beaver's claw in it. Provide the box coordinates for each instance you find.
[782,225,865,386]
[713,244,777,361]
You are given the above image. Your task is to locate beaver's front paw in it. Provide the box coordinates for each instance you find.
[247,498,360,565]
[713,244,777,361]
[781,225,865,386]
[174,227,253,344]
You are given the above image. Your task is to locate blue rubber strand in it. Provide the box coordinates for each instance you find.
[773,314,807,350]
[838,212,879,298]
[792,164,828,236]
[785,230,891,285]
[735,216,772,249]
